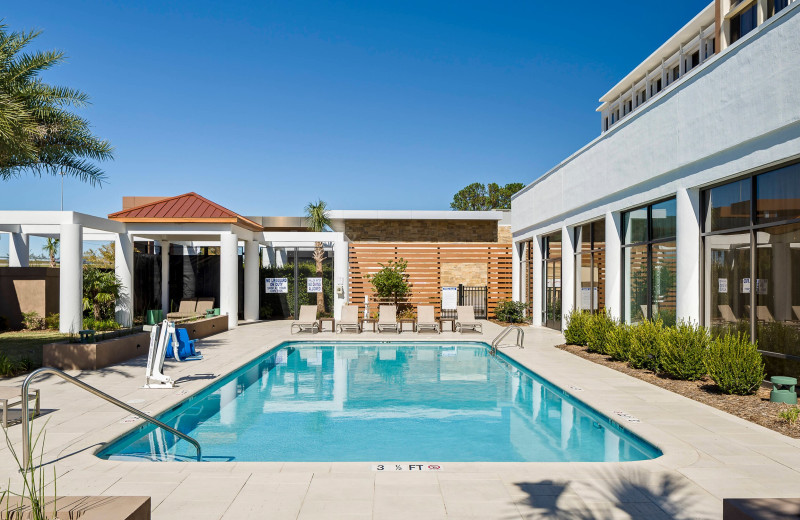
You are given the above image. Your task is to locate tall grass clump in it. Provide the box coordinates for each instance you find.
[628,319,664,373]
[705,333,765,395]
[606,323,634,362]
[660,321,709,380]
[564,309,591,346]
[586,311,616,354]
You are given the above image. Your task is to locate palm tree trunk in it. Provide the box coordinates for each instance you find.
[314,241,325,315]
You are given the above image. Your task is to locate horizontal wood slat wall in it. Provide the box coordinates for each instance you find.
[348,242,512,318]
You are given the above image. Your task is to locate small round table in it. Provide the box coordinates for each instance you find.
[770,376,797,404]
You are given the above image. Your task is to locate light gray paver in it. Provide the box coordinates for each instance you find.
[1,320,799,519]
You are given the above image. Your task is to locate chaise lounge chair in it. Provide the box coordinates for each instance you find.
[377,305,400,333]
[416,305,440,334]
[291,305,319,334]
[337,305,361,333]
[455,305,482,333]
[718,304,738,323]
[167,299,198,319]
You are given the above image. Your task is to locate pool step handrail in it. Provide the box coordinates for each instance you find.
[20,367,202,470]
[491,325,525,354]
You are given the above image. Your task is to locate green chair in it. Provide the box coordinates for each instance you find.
[770,376,797,404]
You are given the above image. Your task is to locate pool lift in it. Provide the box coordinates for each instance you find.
[143,320,179,389]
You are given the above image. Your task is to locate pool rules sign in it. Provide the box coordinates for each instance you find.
[307,277,323,293]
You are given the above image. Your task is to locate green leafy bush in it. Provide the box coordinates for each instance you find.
[587,311,616,354]
[494,300,527,323]
[82,318,120,331]
[564,309,591,346]
[606,323,633,362]
[45,313,59,330]
[21,311,45,330]
[705,333,765,395]
[660,321,709,380]
[779,406,800,425]
[628,319,664,372]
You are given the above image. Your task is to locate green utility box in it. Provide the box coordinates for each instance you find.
[145,309,164,325]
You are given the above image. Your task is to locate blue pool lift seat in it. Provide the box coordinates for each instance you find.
[165,328,203,361]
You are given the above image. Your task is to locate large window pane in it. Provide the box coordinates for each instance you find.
[623,208,648,244]
[576,252,592,311]
[577,225,591,253]
[545,231,562,259]
[651,242,677,326]
[591,220,605,249]
[624,245,649,323]
[756,162,800,224]
[704,178,751,232]
[593,249,606,312]
[755,223,800,380]
[705,232,752,338]
[651,198,677,240]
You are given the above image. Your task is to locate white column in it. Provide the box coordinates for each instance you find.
[333,237,349,321]
[757,0,767,24]
[605,211,622,320]
[560,225,575,330]
[244,240,260,322]
[160,240,170,315]
[531,237,543,326]
[59,224,83,333]
[114,233,134,327]
[9,233,29,267]
[220,233,239,329]
[512,241,521,301]
[676,187,702,323]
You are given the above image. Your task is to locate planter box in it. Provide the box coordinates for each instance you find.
[43,332,150,370]
[177,314,228,340]
[0,496,150,519]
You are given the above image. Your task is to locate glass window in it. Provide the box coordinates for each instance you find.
[704,178,751,231]
[651,199,677,240]
[756,162,800,224]
[731,4,757,44]
[705,232,752,337]
[592,220,605,248]
[544,231,562,259]
[623,208,648,244]
[651,242,677,326]
[574,220,606,314]
[624,245,649,323]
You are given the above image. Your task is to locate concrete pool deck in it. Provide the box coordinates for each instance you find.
[1,320,799,519]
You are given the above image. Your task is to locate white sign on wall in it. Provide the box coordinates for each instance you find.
[442,287,458,310]
[756,279,768,295]
[307,277,323,293]
[265,278,288,293]
[718,279,728,294]
[741,278,751,294]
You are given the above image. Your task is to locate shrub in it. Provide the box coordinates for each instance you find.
[779,406,800,425]
[705,333,765,395]
[606,323,634,362]
[564,309,591,346]
[21,311,45,330]
[628,319,664,373]
[82,318,120,331]
[494,300,527,323]
[660,321,709,380]
[587,311,616,354]
[45,313,59,330]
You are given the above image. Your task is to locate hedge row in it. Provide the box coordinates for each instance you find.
[564,310,765,395]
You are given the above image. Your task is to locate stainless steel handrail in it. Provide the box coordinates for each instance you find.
[21,367,201,469]
[491,325,525,354]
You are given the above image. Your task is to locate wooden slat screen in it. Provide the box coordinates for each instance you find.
[348,242,512,319]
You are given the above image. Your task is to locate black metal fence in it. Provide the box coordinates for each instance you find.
[440,284,488,319]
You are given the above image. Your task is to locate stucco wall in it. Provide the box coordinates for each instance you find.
[0,267,59,329]
[512,5,800,237]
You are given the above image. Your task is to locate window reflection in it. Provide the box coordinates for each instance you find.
[756,163,800,224]
[704,178,751,232]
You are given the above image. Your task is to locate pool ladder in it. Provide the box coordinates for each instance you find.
[491,325,525,355]
[20,367,202,470]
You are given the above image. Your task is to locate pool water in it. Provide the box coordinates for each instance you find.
[98,342,661,462]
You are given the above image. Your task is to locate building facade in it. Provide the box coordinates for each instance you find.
[512,1,800,379]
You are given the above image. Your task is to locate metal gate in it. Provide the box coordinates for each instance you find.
[441,284,488,319]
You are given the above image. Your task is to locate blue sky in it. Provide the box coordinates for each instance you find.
[2,0,707,221]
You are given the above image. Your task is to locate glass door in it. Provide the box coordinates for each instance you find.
[544,258,562,330]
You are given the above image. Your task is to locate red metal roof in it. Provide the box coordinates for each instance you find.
[108,192,263,231]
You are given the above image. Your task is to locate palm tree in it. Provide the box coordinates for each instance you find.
[0,24,113,185]
[82,265,123,322]
[43,237,59,267]
[305,199,331,315]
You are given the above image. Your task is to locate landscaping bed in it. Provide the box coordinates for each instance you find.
[0,330,69,374]
[558,342,800,439]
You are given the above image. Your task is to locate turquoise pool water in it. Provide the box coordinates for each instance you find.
[98,342,661,462]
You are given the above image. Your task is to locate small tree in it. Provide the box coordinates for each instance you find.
[305,199,331,315]
[82,265,123,321]
[367,259,411,305]
[42,238,59,267]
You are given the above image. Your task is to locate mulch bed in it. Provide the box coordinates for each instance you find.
[557,343,800,439]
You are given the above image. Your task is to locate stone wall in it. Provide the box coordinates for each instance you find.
[345,220,501,243]
[441,263,488,286]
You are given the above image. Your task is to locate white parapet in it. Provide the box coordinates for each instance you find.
[244,240,260,322]
[59,223,83,333]
[115,233,134,327]
[220,232,239,329]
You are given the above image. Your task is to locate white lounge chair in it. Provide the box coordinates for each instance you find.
[718,304,738,323]
[337,305,361,333]
[377,305,400,333]
[793,306,800,321]
[0,387,40,427]
[291,305,319,334]
[416,305,439,334]
[455,306,482,333]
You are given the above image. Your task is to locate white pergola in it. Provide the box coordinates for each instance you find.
[0,211,349,333]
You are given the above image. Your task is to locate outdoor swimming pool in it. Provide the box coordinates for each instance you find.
[98,341,661,462]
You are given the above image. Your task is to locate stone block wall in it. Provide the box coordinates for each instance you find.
[345,220,501,243]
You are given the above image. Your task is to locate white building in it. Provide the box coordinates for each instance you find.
[511,1,800,378]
